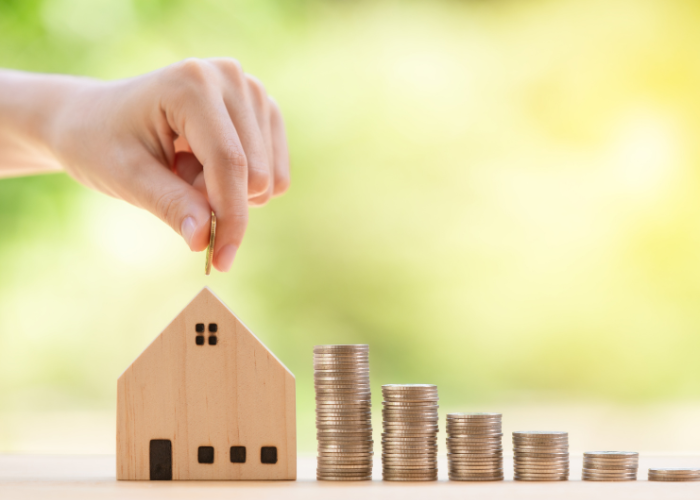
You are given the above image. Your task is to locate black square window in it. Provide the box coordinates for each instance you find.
[261,446,277,464]
[208,323,218,333]
[196,323,205,333]
[208,336,217,346]
[198,446,214,464]
[230,446,246,463]
[195,336,205,346]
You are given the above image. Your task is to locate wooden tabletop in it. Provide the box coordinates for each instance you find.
[1,454,699,499]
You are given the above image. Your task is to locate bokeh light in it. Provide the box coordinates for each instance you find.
[2,0,700,454]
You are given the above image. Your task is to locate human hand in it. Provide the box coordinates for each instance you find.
[45,58,290,271]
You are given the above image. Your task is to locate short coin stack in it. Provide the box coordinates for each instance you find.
[382,384,439,481]
[649,468,700,482]
[314,345,373,481]
[582,451,638,481]
[446,413,503,481]
[513,431,569,481]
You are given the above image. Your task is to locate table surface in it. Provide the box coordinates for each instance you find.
[1,454,699,500]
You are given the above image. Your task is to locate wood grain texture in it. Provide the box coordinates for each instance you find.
[117,287,296,481]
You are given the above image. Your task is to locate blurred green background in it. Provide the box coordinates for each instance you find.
[2,0,700,454]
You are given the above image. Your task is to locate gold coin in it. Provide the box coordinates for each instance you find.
[205,211,217,275]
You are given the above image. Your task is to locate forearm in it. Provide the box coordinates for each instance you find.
[0,70,88,177]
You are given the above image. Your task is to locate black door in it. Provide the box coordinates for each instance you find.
[149,439,172,480]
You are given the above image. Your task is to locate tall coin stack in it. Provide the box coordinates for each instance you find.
[314,345,373,481]
[582,451,638,481]
[382,384,439,481]
[446,413,503,481]
[512,431,569,481]
[649,468,700,482]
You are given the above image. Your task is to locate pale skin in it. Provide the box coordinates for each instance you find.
[0,58,290,272]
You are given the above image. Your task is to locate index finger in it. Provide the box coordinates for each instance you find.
[178,93,249,272]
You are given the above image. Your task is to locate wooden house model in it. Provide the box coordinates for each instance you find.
[117,287,296,480]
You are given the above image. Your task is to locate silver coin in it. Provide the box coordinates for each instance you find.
[448,455,502,461]
[582,475,637,481]
[448,434,503,439]
[383,476,438,481]
[449,476,503,481]
[313,350,369,355]
[382,467,438,472]
[515,473,569,479]
[313,367,370,372]
[583,456,639,463]
[648,468,700,474]
[513,440,569,447]
[583,472,637,478]
[583,451,638,459]
[448,468,504,474]
[314,344,369,350]
[582,466,637,473]
[316,416,372,421]
[449,471,504,477]
[513,431,567,437]
[583,462,639,469]
[317,476,372,481]
[583,474,638,480]
[448,412,501,418]
[383,461,437,467]
[318,448,374,454]
[382,460,437,467]
[382,384,437,390]
[384,410,439,416]
[448,424,502,429]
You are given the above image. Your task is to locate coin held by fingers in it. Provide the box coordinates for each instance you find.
[205,211,217,275]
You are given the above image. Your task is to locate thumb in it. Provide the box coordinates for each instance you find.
[127,157,212,251]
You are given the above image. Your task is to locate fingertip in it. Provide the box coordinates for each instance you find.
[247,166,271,196]
[214,244,238,272]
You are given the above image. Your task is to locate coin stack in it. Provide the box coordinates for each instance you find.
[513,431,569,481]
[382,384,439,481]
[314,345,373,481]
[582,451,638,481]
[446,413,503,481]
[649,468,700,482]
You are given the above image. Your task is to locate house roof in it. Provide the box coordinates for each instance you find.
[118,286,294,379]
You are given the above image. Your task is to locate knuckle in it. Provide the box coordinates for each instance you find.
[175,58,212,85]
[214,58,245,86]
[273,175,290,196]
[220,144,248,173]
[248,166,271,193]
[249,193,271,207]
[246,75,268,103]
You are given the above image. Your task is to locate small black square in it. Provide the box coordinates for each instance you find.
[195,336,205,346]
[208,323,218,333]
[196,323,205,333]
[208,336,217,346]
[261,446,277,464]
[230,446,246,463]
[198,446,214,464]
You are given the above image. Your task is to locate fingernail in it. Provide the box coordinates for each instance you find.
[181,217,197,249]
[216,244,238,272]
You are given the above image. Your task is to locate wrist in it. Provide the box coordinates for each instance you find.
[0,70,96,171]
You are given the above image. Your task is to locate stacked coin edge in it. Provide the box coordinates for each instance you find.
[648,468,700,482]
[582,451,638,481]
[314,345,373,481]
[446,413,503,481]
[382,384,439,481]
[513,431,569,481]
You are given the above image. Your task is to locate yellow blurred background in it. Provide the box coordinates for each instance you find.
[2,0,700,455]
